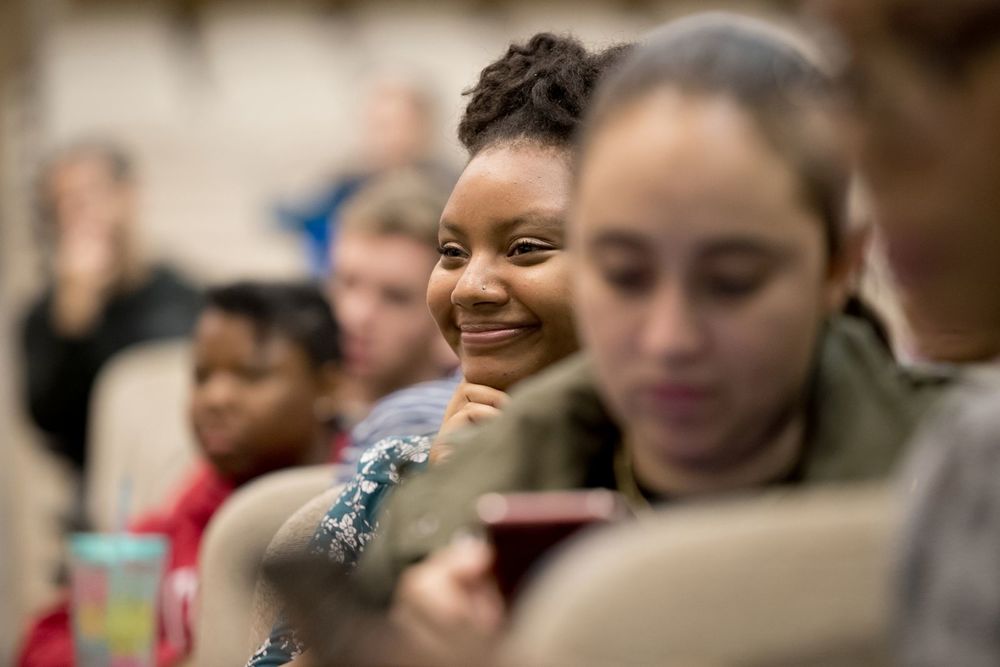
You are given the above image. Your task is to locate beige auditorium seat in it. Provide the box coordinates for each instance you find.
[193,464,343,667]
[505,484,895,667]
[86,339,198,531]
[244,481,349,656]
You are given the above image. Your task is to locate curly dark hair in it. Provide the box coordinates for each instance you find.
[205,281,341,368]
[458,33,631,156]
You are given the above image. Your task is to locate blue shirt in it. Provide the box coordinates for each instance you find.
[338,371,460,479]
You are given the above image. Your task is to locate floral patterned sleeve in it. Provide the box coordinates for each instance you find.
[245,434,433,667]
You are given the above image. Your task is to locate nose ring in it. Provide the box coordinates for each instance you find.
[481,283,487,292]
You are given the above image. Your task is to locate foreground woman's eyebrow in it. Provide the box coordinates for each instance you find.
[587,230,649,253]
[697,238,789,262]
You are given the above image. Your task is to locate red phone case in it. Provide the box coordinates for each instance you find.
[477,489,630,604]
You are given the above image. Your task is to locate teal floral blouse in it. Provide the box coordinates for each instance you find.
[246,434,433,666]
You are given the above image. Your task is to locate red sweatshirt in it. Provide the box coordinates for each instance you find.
[17,465,235,667]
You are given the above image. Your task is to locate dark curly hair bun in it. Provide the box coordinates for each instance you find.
[458,32,631,155]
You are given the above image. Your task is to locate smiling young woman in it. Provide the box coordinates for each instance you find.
[427,143,578,391]
[247,32,631,667]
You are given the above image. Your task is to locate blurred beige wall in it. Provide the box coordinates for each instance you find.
[29,1,661,285]
[2,1,33,660]
[3,3,83,663]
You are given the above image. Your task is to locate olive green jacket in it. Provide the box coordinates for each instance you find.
[356,316,947,606]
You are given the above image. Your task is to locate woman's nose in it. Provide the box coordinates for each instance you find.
[451,256,508,308]
[641,283,708,362]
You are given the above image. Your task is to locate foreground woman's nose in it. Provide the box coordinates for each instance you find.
[640,283,708,361]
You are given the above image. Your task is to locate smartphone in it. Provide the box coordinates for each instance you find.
[477,489,631,604]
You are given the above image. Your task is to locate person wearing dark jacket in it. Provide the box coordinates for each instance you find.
[22,141,200,474]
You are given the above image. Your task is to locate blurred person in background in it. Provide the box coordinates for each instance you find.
[248,32,627,667]
[278,77,455,278]
[21,141,200,484]
[808,0,1000,364]
[893,376,1000,666]
[327,169,458,432]
[802,0,1000,663]
[344,14,951,666]
[17,281,343,667]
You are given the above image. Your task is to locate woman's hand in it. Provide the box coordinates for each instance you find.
[390,538,504,666]
[52,224,117,336]
[431,382,509,462]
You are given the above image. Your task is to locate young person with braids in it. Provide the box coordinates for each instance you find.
[246,33,631,667]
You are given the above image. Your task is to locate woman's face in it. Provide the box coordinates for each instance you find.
[573,90,845,482]
[427,144,578,390]
[816,0,1000,360]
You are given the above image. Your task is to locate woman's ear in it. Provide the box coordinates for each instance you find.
[826,223,871,313]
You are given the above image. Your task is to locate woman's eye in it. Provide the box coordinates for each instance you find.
[601,266,652,293]
[238,365,268,382]
[509,240,554,257]
[437,244,466,260]
[705,274,765,298]
[383,287,415,306]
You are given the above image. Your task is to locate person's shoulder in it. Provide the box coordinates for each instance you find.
[485,353,603,428]
[125,266,201,336]
[131,465,233,535]
[147,265,200,299]
[805,316,953,480]
[443,353,613,470]
[356,434,433,475]
[371,373,461,409]
[350,374,460,449]
[896,372,1000,663]
[825,315,952,407]
[904,370,1000,484]
[21,289,54,333]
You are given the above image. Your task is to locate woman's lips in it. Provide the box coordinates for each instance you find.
[459,323,538,348]
[639,383,717,421]
[884,233,950,288]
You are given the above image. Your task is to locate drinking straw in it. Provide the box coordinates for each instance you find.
[115,475,132,535]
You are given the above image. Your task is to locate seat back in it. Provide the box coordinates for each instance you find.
[86,339,197,531]
[245,482,348,655]
[192,464,341,667]
[506,484,895,667]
